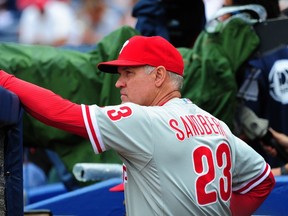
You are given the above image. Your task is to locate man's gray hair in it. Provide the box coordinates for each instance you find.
[145,65,183,90]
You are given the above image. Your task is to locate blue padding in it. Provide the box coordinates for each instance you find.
[0,87,22,126]
[25,176,288,215]
[25,183,67,205]
[25,178,125,216]
[0,86,23,215]
[255,176,288,215]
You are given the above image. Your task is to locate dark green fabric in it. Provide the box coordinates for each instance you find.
[180,18,260,128]
[0,19,260,179]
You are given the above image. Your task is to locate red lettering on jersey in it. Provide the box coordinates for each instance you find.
[211,117,226,137]
[123,164,128,182]
[169,119,185,141]
[180,116,193,138]
[186,115,200,136]
[168,115,226,140]
[197,115,212,135]
[106,106,132,121]
[190,115,205,135]
[216,143,231,201]
[192,142,232,205]
[205,116,218,134]
[193,146,217,205]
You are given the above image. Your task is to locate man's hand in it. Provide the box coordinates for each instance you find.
[260,128,288,163]
[269,128,288,149]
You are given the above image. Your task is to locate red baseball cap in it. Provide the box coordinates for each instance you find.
[109,183,124,192]
[97,35,184,76]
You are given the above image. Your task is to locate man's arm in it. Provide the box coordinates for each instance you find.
[0,70,88,138]
[230,171,275,216]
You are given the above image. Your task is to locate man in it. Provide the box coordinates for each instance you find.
[0,35,275,215]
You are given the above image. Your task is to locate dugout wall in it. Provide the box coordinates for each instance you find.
[0,86,23,215]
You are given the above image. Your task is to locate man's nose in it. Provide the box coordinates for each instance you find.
[115,77,125,88]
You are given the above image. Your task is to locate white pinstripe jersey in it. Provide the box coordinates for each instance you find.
[81,98,270,216]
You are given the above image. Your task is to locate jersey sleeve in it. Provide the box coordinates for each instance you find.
[81,103,154,167]
[230,132,271,194]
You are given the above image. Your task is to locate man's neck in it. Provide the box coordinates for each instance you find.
[152,90,181,106]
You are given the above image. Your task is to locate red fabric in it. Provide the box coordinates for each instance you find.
[109,183,124,192]
[230,171,275,216]
[0,70,88,138]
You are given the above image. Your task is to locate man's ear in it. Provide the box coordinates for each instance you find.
[154,66,166,87]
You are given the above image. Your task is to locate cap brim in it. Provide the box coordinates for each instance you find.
[109,183,124,192]
[97,60,146,74]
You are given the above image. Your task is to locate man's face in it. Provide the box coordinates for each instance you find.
[115,66,157,105]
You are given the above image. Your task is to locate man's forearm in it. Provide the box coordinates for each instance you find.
[0,70,88,138]
[230,171,275,216]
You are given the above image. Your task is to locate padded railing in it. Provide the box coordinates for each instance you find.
[0,86,23,215]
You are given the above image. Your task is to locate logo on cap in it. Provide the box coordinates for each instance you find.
[119,40,129,54]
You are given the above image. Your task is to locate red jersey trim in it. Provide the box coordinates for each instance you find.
[233,163,271,194]
[81,104,104,154]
